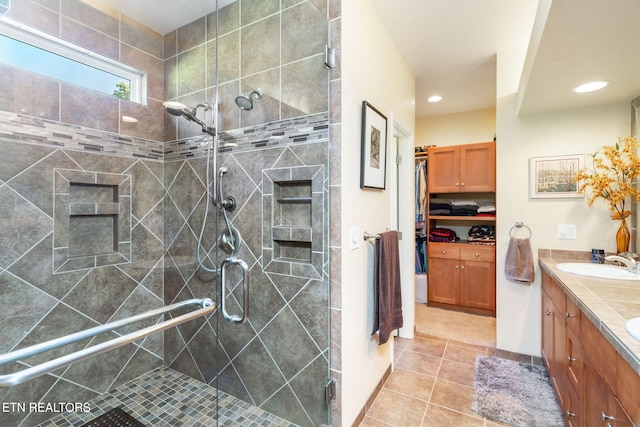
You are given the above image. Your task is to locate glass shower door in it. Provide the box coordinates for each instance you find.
[211,1,332,425]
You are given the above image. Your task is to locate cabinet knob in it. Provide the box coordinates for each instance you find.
[565,312,575,318]
[455,265,459,269]
[567,356,576,363]
[442,250,446,254]
[456,182,460,186]
[461,265,465,269]
[601,411,614,421]
[461,182,465,186]
[544,309,552,316]
[566,410,576,417]
[475,252,479,257]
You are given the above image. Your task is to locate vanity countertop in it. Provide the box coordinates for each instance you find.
[539,256,640,374]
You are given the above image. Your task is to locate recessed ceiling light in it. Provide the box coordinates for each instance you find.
[573,81,609,93]
[427,95,442,103]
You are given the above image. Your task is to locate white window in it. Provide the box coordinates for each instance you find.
[0,17,146,104]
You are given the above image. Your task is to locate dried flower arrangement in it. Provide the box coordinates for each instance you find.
[575,136,640,220]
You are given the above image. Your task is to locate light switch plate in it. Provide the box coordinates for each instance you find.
[349,227,360,250]
[558,224,576,240]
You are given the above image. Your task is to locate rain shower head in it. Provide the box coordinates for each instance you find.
[235,90,262,111]
[163,101,215,135]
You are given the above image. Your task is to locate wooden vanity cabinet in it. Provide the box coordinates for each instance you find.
[541,268,639,426]
[428,243,495,315]
[541,272,567,410]
[427,142,496,193]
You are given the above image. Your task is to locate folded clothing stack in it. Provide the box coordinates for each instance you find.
[468,225,496,245]
[450,199,478,216]
[429,228,458,242]
[477,202,496,216]
[429,198,452,215]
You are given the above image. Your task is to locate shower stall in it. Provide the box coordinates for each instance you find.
[0,0,332,426]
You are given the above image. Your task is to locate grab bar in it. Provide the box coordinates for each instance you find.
[221,257,249,324]
[0,298,216,388]
[0,298,212,367]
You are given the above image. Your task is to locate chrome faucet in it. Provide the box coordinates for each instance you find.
[605,254,640,273]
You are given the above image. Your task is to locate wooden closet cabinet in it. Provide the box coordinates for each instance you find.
[427,243,495,315]
[427,142,496,193]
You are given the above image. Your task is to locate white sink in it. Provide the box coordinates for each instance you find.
[626,318,640,341]
[556,262,640,281]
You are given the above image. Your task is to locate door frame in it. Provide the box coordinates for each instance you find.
[388,113,415,339]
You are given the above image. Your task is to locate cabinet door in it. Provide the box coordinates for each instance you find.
[460,142,496,192]
[565,382,582,427]
[459,260,495,312]
[552,301,566,410]
[427,257,459,305]
[542,290,554,374]
[428,145,460,192]
[583,353,631,427]
[566,326,583,398]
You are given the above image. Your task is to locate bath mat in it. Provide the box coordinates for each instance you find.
[81,407,146,427]
[471,355,563,427]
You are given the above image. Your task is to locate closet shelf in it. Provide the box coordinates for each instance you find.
[428,215,496,221]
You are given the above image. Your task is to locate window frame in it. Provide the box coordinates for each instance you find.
[0,17,147,104]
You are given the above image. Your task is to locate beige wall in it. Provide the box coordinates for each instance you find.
[341,0,415,424]
[495,49,631,356]
[415,107,496,148]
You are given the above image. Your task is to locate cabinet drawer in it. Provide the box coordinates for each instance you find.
[460,245,495,262]
[581,312,617,392]
[542,270,565,312]
[428,244,460,260]
[617,353,640,425]
[565,296,581,335]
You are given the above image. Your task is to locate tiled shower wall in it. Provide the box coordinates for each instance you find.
[163,116,330,427]
[0,0,337,426]
[0,120,167,427]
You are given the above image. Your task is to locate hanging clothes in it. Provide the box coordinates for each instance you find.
[415,160,428,236]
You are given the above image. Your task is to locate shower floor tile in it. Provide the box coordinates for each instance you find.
[39,367,296,427]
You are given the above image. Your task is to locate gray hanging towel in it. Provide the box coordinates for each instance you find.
[505,236,534,283]
[372,230,403,344]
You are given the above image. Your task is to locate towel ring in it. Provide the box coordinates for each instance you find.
[509,221,532,239]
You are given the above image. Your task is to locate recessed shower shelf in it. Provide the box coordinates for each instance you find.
[277,197,312,203]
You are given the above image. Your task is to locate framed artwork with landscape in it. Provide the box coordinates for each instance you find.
[360,101,388,189]
[529,154,584,198]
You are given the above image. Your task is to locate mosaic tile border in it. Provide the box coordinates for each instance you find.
[164,112,330,160]
[0,111,164,160]
[39,367,297,427]
[0,110,329,163]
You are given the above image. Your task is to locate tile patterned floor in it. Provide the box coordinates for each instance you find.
[359,307,542,427]
[39,367,295,427]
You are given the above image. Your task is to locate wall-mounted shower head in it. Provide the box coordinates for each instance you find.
[235,90,262,111]
[163,101,215,135]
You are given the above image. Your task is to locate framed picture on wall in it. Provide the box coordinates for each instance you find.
[360,101,388,189]
[529,154,584,198]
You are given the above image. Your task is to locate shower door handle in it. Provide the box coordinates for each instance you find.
[220,257,250,324]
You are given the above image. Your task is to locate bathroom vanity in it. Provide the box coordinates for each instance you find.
[539,254,640,426]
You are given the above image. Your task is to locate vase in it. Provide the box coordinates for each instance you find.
[616,218,631,254]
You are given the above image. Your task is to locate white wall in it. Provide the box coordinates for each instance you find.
[415,108,496,147]
[341,0,415,424]
[495,98,630,355]
[496,49,631,355]
[412,53,631,358]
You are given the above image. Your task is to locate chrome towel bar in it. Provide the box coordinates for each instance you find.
[0,298,216,388]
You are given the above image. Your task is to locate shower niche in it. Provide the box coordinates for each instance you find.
[53,169,131,273]
[263,165,324,279]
